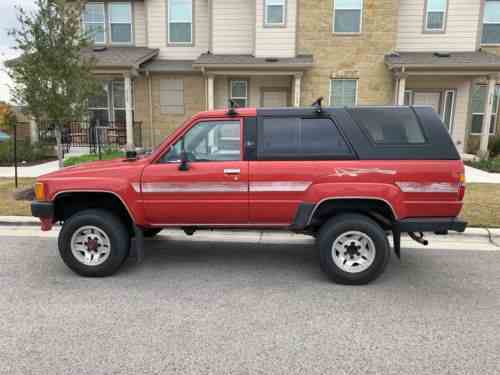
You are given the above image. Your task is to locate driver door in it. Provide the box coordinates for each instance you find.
[141,119,249,225]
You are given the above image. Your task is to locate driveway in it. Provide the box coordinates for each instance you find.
[1,232,499,375]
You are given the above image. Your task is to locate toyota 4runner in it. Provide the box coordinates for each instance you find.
[31,103,467,284]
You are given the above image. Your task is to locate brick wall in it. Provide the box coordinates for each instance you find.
[297,0,399,106]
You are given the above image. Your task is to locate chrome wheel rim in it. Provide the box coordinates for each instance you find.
[70,226,111,266]
[331,231,376,274]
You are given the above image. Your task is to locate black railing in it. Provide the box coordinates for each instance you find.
[38,121,142,153]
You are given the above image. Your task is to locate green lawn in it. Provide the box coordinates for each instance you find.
[64,150,125,167]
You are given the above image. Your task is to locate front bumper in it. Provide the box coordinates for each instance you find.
[31,201,54,231]
[396,217,467,234]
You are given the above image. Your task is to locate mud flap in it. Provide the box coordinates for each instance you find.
[130,224,144,263]
[392,228,401,259]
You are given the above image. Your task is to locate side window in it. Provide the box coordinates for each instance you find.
[350,108,427,145]
[161,121,241,163]
[259,117,353,160]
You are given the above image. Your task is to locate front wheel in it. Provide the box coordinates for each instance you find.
[58,209,130,277]
[318,213,390,285]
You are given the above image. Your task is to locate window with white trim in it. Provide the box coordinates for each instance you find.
[109,3,132,43]
[83,3,106,44]
[425,0,447,31]
[160,79,184,114]
[482,1,500,44]
[168,0,193,44]
[470,85,499,135]
[330,79,357,106]
[333,0,363,33]
[88,80,132,125]
[230,80,248,107]
[265,0,286,26]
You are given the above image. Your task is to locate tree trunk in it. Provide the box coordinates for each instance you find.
[55,127,64,169]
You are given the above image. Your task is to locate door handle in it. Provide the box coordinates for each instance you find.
[224,168,241,175]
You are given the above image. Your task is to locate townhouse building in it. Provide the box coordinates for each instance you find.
[79,0,500,155]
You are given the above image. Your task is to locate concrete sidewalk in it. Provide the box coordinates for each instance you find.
[465,165,500,184]
[1,216,498,251]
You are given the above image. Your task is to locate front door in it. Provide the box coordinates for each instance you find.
[413,92,441,113]
[141,120,249,225]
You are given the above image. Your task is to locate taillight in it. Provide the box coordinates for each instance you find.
[458,172,466,201]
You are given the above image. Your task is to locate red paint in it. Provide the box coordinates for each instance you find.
[35,109,465,229]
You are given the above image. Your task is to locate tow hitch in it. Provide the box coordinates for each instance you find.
[408,232,429,246]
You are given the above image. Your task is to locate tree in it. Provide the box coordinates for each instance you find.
[7,0,99,168]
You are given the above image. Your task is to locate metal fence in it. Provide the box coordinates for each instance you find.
[38,121,142,153]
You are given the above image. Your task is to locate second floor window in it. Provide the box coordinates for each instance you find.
[425,0,447,31]
[109,3,132,43]
[265,0,286,26]
[482,0,500,44]
[333,0,363,33]
[83,3,106,44]
[169,0,193,44]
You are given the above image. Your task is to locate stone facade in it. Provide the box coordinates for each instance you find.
[134,73,206,147]
[297,0,399,106]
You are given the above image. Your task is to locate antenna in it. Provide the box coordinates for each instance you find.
[227,99,238,116]
[312,97,324,114]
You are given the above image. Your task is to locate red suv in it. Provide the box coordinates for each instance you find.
[31,104,466,284]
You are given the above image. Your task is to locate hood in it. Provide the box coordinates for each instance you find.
[40,157,150,179]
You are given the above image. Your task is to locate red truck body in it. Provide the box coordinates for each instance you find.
[31,105,467,283]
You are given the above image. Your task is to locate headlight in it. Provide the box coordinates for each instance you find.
[34,182,46,201]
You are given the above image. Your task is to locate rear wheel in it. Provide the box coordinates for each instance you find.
[318,213,390,285]
[58,209,130,277]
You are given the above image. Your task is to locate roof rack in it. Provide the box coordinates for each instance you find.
[227,100,238,116]
[312,97,324,114]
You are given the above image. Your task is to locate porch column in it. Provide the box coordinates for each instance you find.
[479,75,496,157]
[397,75,407,105]
[293,73,302,107]
[29,117,39,144]
[124,73,134,150]
[207,75,215,110]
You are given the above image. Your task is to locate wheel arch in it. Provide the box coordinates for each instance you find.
[306,197,398,231]
[53,191,136,235]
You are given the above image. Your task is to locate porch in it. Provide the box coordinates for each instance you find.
[386,51,500,156]
[194,53,314,110]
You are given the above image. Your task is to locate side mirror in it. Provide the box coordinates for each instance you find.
[178,151,189,171]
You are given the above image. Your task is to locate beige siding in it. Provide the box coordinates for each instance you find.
[147,0,209,60]
[212,0,254,54]
[397,0,481,52]
[406,77,472,153]
[255,0,296,58]
[214,75,292,108]
[134,1,147,46]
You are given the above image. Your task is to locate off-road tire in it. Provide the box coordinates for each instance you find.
[318,213,390,285]
[58,209,130,277]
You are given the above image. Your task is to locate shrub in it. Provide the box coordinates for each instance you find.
[0,140,54,164]
[489,137,500,158]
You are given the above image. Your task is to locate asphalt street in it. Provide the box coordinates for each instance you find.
[1,233,500,375]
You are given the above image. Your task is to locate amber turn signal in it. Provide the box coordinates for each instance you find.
[34,182,46,201]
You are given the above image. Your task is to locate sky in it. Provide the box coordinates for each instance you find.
[0,0,36,103]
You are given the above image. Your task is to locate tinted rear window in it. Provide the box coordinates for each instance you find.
[259,117,353,160]
[349,107,426,145]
